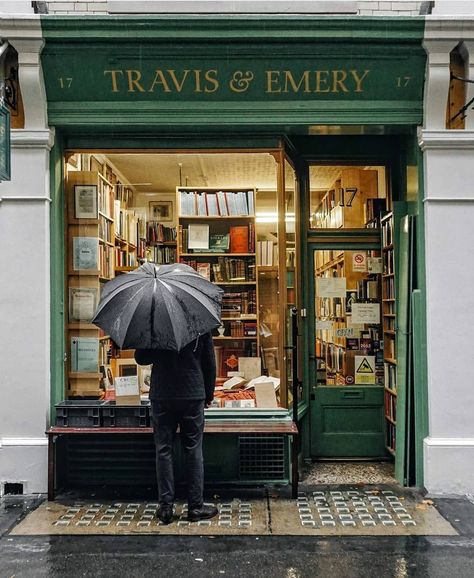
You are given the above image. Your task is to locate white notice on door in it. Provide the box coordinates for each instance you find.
[351,303,380,324]
[367,257,382,274]
[316,277,347,298]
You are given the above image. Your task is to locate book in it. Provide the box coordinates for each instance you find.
[196,262,211,281]
[220,347,246,377]
[230,226,249,253]
[188,224,209,250]
[238,357,261,380]
[216,191,229,216]
[69,287,99,322]
[73,237,99,271]
[70,336,99,372]
[255,381,278,408]
[208,233,230,253]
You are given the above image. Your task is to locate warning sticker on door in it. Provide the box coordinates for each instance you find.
[355,355,376,384]
[352,252,367,272]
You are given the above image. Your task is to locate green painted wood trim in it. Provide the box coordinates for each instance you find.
[46,102,423,129]
[393,206,409,484]
[413,148,428,488]
[49,135,66,421]
[40,15,425,41]
[64,135,282,151]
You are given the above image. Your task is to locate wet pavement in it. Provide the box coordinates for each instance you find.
[1,490,474,577]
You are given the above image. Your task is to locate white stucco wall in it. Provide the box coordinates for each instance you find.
[0,18,53,495]
[421,19,474,495]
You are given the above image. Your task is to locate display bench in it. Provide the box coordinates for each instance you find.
[46,409,299,500]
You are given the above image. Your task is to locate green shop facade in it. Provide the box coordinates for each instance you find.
[43,16,428,490]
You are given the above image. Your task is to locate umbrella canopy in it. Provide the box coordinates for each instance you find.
[92,262,223,351]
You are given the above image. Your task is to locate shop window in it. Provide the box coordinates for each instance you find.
[64,151,293,410]
[309,165,388,230]
[446,43,468,130]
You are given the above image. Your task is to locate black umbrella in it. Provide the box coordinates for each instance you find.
[92,262,223,351]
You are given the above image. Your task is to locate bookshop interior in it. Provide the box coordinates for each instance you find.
[65,149,403,464]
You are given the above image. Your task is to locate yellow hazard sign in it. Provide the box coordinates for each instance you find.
[355,355,375,384]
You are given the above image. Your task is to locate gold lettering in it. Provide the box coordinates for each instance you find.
[126,70,145,93]
[148,70,171,93]
[351,69,370,93]
[266,71,281,93]
[315,71,330,93]
[104,69,124,93]
[283,71,310,93]
[167,69,190,92]
[332,70,349,93]
[194,70,202,93]
[204,69,219,93]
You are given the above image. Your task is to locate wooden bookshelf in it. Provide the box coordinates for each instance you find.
[66,170,116,398]
[381,211,398,456]
[176,186,260,381]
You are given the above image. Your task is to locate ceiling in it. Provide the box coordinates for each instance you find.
[104,152,362,195]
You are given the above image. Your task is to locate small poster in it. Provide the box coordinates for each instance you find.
[74,185,98,219]
[73,237,99,271]
[351,303,380,324]
[316,277,347,298]
[355,355,376,384]
[69,287,98,322]
[352,251,367,272]
[368,257,383,274]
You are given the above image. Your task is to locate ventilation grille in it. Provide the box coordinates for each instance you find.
[239,434,286,480]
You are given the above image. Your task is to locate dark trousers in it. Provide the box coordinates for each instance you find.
[151,399,205,509]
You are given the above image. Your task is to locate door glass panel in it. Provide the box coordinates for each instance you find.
[284,159,297,407]
[314,248,384,387]
[309,166,387,229]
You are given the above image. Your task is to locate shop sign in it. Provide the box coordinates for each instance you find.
[0,104,10,181]
[43,55,424,104]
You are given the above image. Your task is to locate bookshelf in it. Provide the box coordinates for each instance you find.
[176,186,260,384]
[381,212,397,456]
[66,170,116,397]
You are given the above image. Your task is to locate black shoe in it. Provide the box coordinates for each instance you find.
[158,505,173,525]
[188,504,218,522]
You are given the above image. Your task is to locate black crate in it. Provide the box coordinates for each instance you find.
[102,401,150,428]
[55,400,110,428]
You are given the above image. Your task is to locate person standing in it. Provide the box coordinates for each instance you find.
[135,332,217,524]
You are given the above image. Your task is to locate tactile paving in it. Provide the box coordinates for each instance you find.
[10,486,458,537]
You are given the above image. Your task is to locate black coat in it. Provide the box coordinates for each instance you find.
[134,332,216,402]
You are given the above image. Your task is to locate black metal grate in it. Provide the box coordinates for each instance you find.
[238,434,286,480]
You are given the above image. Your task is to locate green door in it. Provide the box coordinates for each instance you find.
[309,240,386,458]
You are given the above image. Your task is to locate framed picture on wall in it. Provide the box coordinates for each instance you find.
[74,184,98,219]
[149,200,173,222]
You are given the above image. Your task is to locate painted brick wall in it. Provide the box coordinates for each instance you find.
[45,1,423,16]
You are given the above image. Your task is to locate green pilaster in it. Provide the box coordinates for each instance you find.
[49,134,66,420]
